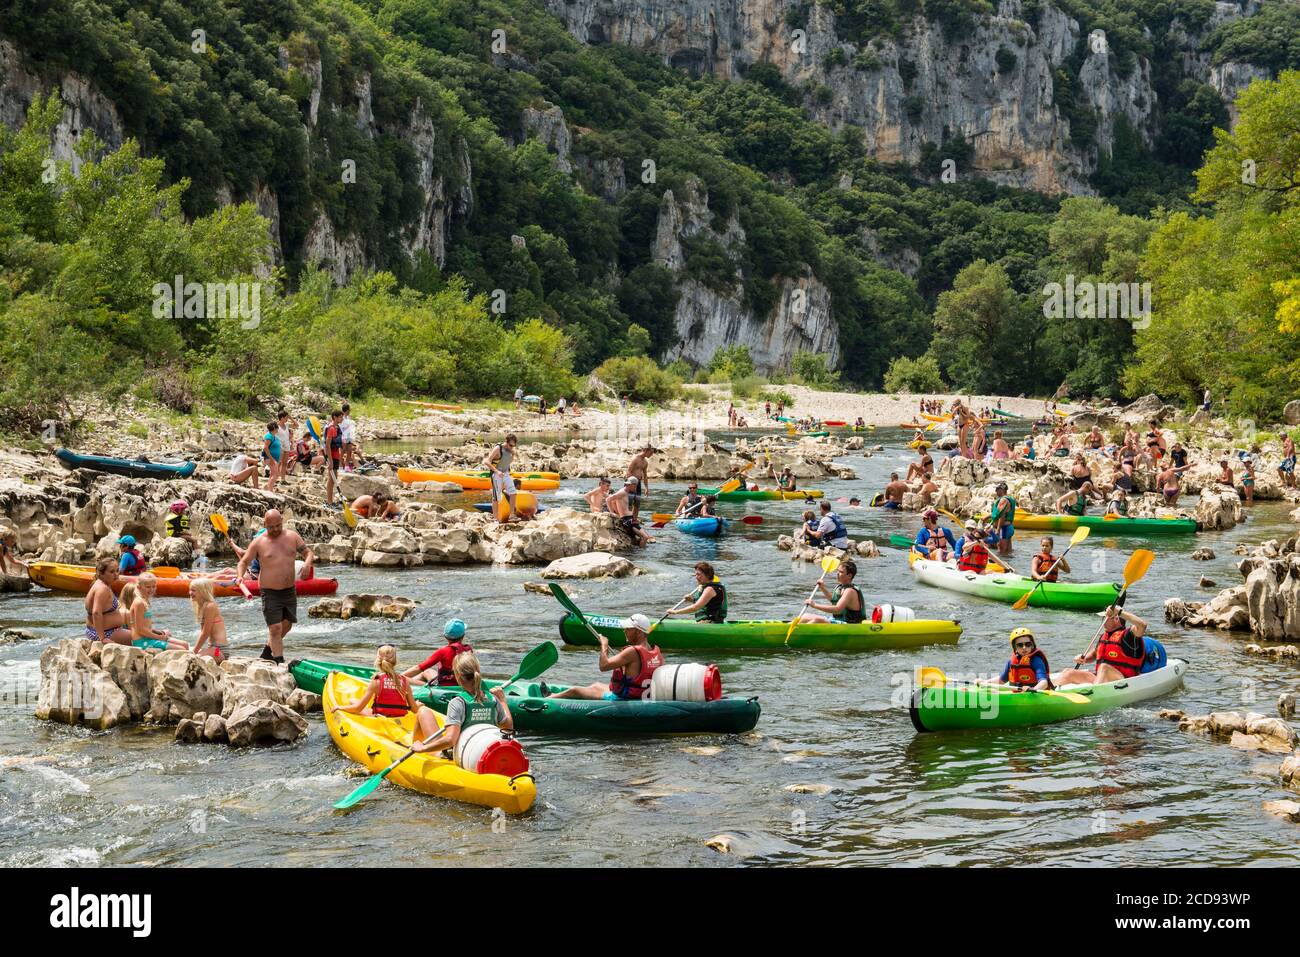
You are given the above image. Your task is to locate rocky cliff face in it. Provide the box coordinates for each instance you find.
[653,177,839,372]
[0,40,471,282]
[544,0,1275,194]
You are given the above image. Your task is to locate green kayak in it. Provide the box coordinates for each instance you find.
[698,486,823,501]
[1009,512,1197,535]
[991,408,1025,419]
[910,660,1186,731]
[289,658,760,734]
[909,555,1121,611]
[558,613,961,651]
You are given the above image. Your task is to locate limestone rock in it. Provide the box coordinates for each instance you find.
[1190,548,1215,561]
[286,689,322,714]
[202,713,228,742]
[175,717,203,743]
[152,536,194,568]
[36,638,131,729]
[219,657,297,717]
[98,643,151,719]
[1262,800,1300,822]
[0,573,32,592]
[309,593,418,621]
[338,472,393,500]
[225,700,309,746]
[145,651,223,723]
[1280,692,1296,720]
[541,551,639,579]
[1195,487,1243,531]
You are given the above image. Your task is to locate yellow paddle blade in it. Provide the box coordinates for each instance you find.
[1069,526,1091,546]
[651,513,676,524]
[1042,689,1090,704]
[740,461,755,474]
[1011,589,1034,611]
[918,666,947,688]
[718,478,741,494]
[209,513,230,535]
[820,555,841,574]
[1123,549,1155,588]
[343,503,358,529]
[150,567,182,578]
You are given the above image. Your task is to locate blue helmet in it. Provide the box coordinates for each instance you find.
[443,618,467,639]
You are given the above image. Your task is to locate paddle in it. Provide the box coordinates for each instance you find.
[1011,525,1090,611]
[343,502,358,529]
[547,582,611,646]
[649,591,695,634]
[150,567,182,578]
[917,666,1089,704]
[784,554,840,646]
[208,513,253,598]
[1075,548,1155,665]
[333,641,556,810]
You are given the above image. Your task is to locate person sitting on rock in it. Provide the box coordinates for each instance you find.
[164,501,197,549]
[403,619,472,687]
[797,509,818,545]
[546,614,663,701]
[799,559,865,624]
[607,477,651,547]
[123,575,189,652]
[1215,459,1237,493]
[1054,606,1148,685]
[350,491,400,521]
[0,530,28,576]
[85,558,128,644]
[336,644,442,745]
[584,477,611,513]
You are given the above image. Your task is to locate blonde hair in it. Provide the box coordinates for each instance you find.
[375,644,401,683]
[453,651,485,703]
[119,582,137,610]
[190,578,215,622]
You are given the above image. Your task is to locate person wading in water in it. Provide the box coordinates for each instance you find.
[235,509,315,663]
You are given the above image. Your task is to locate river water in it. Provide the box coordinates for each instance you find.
[2,429,1298,867]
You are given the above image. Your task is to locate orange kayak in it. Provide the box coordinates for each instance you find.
[28,562,339,598]
[396,468,560,491]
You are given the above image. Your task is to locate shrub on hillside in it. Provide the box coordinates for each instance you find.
[883,354,945,394]
[592,356,681,402]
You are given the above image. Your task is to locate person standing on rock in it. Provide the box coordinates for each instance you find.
[625,445,655,520]
[484,433,525,523]
[1241,450,1257,505]
[1157,460,1181,505]
[1279,434,1296,489]
[514,385,524,410]
[234,509,315,664]
[988,482,1016,556]
[261,420,282,493]
[341,402,358,472]
[323,409,344,506]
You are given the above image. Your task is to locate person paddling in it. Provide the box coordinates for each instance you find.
[799,559,865,624]
[955,519,991,573]
[409,652,515,755]
[1030,536,1069,581]
[1055,606,1148,685]
[675,481,704,516]
[403,619,472,687]
[993,628,1051,692]
[664,561,727,623]
[912,508,956,562]
[546,614,664,700]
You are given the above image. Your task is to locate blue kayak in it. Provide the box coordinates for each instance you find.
[55,448,196,480]
[672,516,727,537]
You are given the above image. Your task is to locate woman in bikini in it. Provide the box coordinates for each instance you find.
[85,558,128,643]
[190,579,229,662]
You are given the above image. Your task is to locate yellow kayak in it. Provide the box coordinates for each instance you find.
[396,468,560,491]
[323,671,537,815]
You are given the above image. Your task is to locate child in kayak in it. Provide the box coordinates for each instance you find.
[410,652,515,756]
[546,614,664,700]
[1030,537,1069,581]
[800,560,866,623]
[189,579,229,662]
[955,520,992,573]
[1055,606,1148,685]
[992,628,1051,692]
[124,575,189,651]
[336,644,443,745]
[403,619,472,687]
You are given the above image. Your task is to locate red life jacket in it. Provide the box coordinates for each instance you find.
[324,424,342,459]
[435,641,471,686]
[121,548,145,575]
[1007,648,1050,687]
[609,643,664,700]
[372,673,410,717]
[957,539,989,573]
[1033,553,1059,582]
[1096,626,1144,678]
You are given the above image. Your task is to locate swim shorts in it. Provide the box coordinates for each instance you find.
[260,586,298,625]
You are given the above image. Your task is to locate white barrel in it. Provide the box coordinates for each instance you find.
[455,724,504,773]
[647,663,721,702]
[872,604,915,623]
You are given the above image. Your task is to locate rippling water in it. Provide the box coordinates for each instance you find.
[2,429,1298,866]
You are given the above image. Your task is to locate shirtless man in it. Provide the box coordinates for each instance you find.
[625,445,656,520]
[584,477,611,513]
[235,509,315,663]
[607,477,651,547]
[882,472,909,510]
[484,433,524,523]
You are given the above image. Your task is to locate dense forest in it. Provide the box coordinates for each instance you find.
[1,0,1298,429]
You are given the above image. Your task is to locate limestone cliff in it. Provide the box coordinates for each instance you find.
[544,0,1279,193]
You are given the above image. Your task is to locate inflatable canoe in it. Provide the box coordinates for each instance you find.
[29,561,338,598]
[672,516,727,537]
[55,448,196,480]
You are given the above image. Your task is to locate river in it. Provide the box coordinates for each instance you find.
[2,428,1298,866]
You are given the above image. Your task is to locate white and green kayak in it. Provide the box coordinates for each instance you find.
[908,555,1121,612]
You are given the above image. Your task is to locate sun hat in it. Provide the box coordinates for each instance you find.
[443,618,467,639]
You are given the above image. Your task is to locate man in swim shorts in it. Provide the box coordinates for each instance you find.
[235,509,315,664]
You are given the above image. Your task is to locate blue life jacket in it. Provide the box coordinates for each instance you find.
[1140,636,1168,673]
[826,511,847,541]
